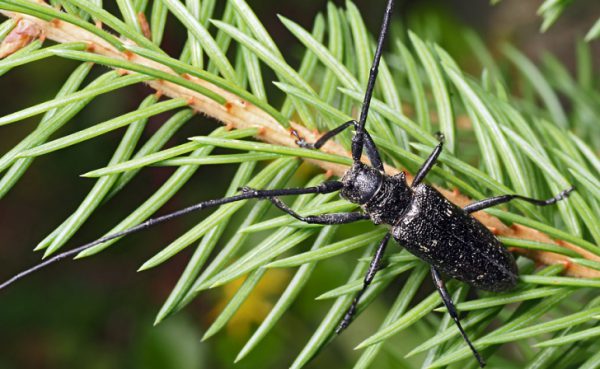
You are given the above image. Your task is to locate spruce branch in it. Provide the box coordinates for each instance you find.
[1,1,598,278]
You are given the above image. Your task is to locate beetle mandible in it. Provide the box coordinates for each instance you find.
[0,0,574,367]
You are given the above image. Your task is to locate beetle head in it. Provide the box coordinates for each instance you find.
[340,162,382,205]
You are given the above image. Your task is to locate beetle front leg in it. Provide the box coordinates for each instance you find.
[431,267,486,368]
[411,132,445,187]
[291,120,385,172]
[336,233,391,334]
[292,120,354,150]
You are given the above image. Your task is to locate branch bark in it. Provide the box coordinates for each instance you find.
[1,4,599,278]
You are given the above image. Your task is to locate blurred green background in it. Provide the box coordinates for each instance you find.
[0,1,598,368]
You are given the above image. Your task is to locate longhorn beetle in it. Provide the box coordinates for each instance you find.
[0,0,574,367]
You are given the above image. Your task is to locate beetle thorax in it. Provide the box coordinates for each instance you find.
[340,162,412,225]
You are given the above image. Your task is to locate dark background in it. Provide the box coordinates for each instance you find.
[0,1,598,368]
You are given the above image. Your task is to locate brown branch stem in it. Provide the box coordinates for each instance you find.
[1,5,599,278]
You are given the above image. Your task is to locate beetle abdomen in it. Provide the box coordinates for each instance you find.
[392,185,518,292]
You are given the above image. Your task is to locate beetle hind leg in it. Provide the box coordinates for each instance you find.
[431,267,486,368]
[463,187,575,214]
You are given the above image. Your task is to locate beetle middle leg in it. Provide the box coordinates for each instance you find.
[336,232,391,333]
[431,267,486,368]
[263,195,371,224]
[463,187,575,214]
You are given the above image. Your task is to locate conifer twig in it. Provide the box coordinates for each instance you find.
[1,3,598,278]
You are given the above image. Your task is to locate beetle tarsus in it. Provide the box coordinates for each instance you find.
[557,186,575,201]
[336,305,356,334]
[290,129,315,149]
[336,233,391,334]
[463,186,575,214]
[267,196,369,225]
[431,267,486,368]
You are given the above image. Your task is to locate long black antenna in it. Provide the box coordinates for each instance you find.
[0,1,397,291]
[352,0,395,162]
[0,195,256,291]
[0,182,343,291]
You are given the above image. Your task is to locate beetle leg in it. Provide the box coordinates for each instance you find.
[431,267,486,368]
[411,133,445,187]
[266,196,370,224]
[292,120,354,150]
[336,233,391,334]
[292,120,384,172]
[463,186,575,214]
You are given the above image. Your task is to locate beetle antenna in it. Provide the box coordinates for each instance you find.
[0,182,343,291]
[352,0,395,163]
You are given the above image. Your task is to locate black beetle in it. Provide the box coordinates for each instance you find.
[0,0,574,367]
